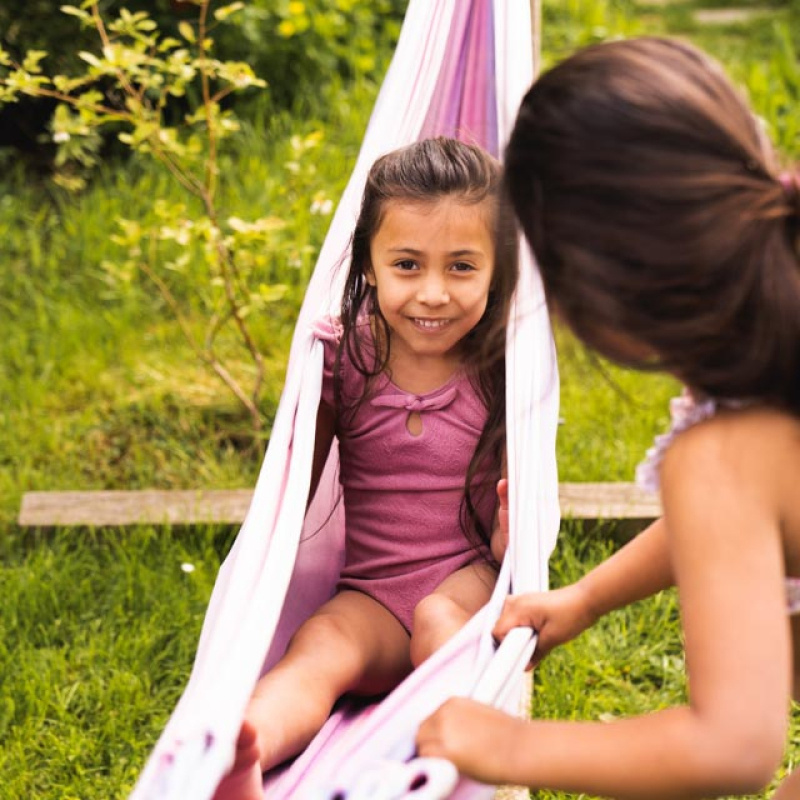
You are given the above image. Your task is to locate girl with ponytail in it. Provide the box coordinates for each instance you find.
[418,37,800,799]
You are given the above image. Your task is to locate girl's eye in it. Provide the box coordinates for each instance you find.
[395,259,418,271]
[451,262,475,273]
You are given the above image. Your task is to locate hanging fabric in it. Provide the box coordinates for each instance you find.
[131,1,559,798]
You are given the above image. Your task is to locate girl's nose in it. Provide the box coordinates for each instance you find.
[417,276,450,305]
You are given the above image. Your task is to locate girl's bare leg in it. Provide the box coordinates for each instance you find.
[410,562,497,667]
[213,591,412,800]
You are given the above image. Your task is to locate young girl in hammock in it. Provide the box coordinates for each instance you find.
[417,37,800,799]
[214,136,516,800]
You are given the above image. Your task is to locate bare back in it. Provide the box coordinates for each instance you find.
[661,406,800,735]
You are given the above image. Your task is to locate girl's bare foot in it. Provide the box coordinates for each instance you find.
[212,721,264,800]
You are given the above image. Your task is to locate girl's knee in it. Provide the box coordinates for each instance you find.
[410,593,469,667]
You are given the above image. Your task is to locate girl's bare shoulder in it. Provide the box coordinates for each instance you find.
[661,406,800,520]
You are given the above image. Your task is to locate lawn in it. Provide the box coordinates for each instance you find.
[1,1,798,798]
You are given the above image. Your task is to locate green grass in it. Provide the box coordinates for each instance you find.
[555,328,679,482]
[0,526,229,798]
[1,1,799,798]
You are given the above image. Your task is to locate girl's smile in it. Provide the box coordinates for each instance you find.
[367,197,495,370]
[409,317,452,331]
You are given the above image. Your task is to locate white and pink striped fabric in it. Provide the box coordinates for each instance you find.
[130,2,559,798]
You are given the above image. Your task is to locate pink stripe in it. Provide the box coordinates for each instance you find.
[420,0,498,156]
[460,0,497,155]
[420,1,471,140]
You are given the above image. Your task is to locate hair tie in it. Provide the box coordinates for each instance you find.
[779,169,800,260]
[778,169,800,209]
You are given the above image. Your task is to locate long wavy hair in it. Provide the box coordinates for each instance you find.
[335,136,518,553]
[505,37,800,415]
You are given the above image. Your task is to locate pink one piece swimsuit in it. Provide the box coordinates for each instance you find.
[636,389,800,615]
[313,317,496,632]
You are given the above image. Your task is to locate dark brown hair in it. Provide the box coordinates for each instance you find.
[505,37,800,414]
[337,136,518,552]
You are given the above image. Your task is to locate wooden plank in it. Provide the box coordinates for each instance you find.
[693,8,766,25]
[559,481,661,522]
[17,489,253,527]
[494,785,529,799]
[17,483,661,528]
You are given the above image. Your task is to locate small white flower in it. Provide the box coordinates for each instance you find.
[53,131,70,143]
[181,562,195,573]
[310,197,333,216]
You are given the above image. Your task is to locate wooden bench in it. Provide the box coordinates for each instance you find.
[18,482,661,530]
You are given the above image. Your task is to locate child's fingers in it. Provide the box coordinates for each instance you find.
[417,698,523,786]
[496,479,510,541]
[496,478,509,507]
[492,594,539,641]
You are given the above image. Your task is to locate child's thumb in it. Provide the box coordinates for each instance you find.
[496,478,509,506]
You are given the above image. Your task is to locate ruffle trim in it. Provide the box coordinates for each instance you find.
[635,390,720,494]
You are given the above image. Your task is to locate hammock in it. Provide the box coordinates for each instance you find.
[131,1,559,798]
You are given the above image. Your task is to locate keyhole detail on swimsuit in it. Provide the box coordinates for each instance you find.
[371,384,458,438]
[406,410,423,436]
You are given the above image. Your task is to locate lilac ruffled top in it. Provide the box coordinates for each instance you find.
[635,391,722,494]
[313,317,495,632]
[636,389,800,615]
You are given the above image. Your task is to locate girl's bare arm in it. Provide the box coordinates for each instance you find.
[492,516,674,664]
[578,516,673,615]
[307,401,336,508]
[421,412,790,798]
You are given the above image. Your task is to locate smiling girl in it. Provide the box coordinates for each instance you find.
[213,136,517,800]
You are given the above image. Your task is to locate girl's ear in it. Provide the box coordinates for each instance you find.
[365,264,376,287]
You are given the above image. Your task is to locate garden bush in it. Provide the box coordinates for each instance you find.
[0,0,407,165]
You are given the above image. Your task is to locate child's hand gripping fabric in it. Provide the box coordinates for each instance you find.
[416,695,532,787]
[493,584,596,670]
[487,477,596,668]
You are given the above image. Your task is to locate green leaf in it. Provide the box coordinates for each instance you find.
[256,283,288,304]
[158,37,182,53]
[22,51,48,73]
[178,22,196,44]
[214,3,245,23]
[76,90,103,111]
[60,5,91,23]
[5,69,50,95]
[78,51,101,68]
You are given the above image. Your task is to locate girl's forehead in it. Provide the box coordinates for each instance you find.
[374,196,495,243]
